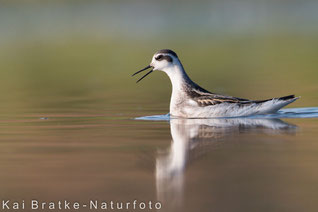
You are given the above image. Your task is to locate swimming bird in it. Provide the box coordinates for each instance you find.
[132,49,298,118]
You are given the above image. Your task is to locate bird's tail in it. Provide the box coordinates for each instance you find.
[257,94,299,114]
[277,95,298,101]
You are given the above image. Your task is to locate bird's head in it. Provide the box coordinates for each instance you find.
[132,49,180,83]
[151,49,179,71]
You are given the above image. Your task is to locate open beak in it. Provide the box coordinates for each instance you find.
[132,65,153,83]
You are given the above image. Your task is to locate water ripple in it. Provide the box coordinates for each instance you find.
[135,107,318,120]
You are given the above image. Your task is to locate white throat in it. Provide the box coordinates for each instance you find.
[162,64,191,91]
[161,63,192,116]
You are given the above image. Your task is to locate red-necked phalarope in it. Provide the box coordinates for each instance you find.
[132,49,299,118]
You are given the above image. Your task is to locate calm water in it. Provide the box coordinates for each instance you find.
[1,103,318,211]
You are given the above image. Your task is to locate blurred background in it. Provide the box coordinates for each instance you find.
[1,2,318,212]
[0,0,317,116]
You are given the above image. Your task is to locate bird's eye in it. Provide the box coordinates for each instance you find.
[155,55,163,60]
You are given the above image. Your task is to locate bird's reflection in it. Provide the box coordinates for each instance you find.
[156,118,297,207]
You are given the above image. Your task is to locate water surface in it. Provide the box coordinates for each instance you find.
[1,104,318,212]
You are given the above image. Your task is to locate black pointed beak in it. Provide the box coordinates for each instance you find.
[132,65,153,83]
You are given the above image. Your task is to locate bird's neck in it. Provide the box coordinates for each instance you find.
[164,63,193,116]
[164,63,192,92]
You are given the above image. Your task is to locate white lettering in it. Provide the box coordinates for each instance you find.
[155,202,162,209]
[110,201,114,209]
[148,201,152,209]
[73,202,80,210]
[139,202,146,209]
[41,202,46,209]
[64,200,70,209]
[48,202,55,210]
[2,200,10,209]
[133,200,137,209]
[12,202,19,210]
[31,200,38,209]
[101,202,107,209]
[117,202,123,209]
[126,202,130,209]
[90,200,98,209]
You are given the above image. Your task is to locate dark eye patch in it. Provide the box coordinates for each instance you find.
[155,55,163,60]
[155,55,173,62]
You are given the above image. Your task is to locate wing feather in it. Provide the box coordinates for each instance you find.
[186,83,252,107]
[184,81,296,107]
